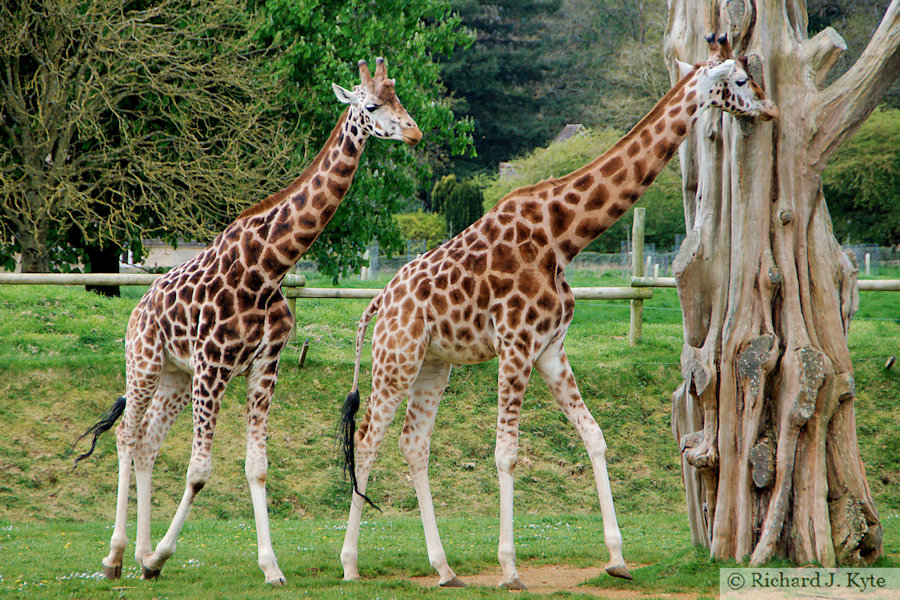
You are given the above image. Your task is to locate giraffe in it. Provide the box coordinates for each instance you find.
[338,35,778,589]
[74,58,421,586]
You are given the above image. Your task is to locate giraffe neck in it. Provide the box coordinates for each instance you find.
[545,71,702,264]
[230,107,369,282]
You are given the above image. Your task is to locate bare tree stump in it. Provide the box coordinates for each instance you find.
[666,0,900,566]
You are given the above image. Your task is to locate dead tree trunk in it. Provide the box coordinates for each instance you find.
[666,0,900,566]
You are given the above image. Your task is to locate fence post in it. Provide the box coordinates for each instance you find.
[629,207,645,346]
[282,273,306,341]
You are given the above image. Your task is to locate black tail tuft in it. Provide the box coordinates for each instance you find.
[72,396,126,469]
[339,389,380,511]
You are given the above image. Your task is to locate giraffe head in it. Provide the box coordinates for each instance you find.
[677,33,779,121]
[332,58,423,145]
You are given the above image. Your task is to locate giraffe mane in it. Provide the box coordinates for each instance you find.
[237,109,350,220]
[493,72,695,207]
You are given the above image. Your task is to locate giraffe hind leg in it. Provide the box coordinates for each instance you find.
[141,362,228,579]
[341,332,427,581]
[133,368,192,569]
[102,375,161,577]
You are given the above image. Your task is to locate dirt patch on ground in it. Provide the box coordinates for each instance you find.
[409,564,708,598]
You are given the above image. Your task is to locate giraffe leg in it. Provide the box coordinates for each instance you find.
[141,363,229,580]
[494,348,532,590]
[102,424,132,580]
[341,326,426,581]
[398,358,463,587]
[244,356,286,586]
[133,368,192,566]
[535,347,632,580]
[102,334,162,579]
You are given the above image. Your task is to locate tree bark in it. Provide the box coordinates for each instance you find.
[666,0,899,566]
[84,243,122,297]
[18,232,50,273]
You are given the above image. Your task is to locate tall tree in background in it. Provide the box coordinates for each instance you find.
[668,0,899,567]
[252,0,474,280]
[440,0,575,173]
[1,0,473,282]
[0,0,293,276]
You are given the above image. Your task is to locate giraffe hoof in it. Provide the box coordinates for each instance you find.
[266,576,287,586]
[500,577,527,590]
[101,562,122,580]
[141,564,162,580]
[439,576,466,588]
[605,563,633,580]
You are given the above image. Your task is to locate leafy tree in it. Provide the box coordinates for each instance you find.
[1,0,473,283]
[440,0,670,175]
[444,178,484,236]
[483,128,683,252]
[430,174,484,236]
[251,0,474,281]
[393,211,447,249]
[430,174,458,215]
[823,108,900,246]
[0,0,294,275]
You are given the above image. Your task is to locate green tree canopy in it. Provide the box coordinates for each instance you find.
[252,0,474,280]
[823,108,900,246]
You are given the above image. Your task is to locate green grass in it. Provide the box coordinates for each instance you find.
[0,271,896,598]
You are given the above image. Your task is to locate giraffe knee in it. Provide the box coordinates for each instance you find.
[245,455,269,486]
[495,446,518,475]
[585,429,608,461]
[398,430,429,471]
[186,463,211,494]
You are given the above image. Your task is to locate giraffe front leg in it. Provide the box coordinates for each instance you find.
[494,353,532,590]
[535,348,632,580]
[398,359,463,587]
[245,358,285,586]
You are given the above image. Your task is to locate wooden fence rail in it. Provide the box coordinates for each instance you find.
[1,210,897,344]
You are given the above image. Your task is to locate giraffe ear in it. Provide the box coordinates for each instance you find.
[332,83,358,105]
[676,59,694,79]
[706,59,735,82]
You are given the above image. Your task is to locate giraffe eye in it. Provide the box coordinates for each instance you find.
[736,78,748,87]
[364,103,380,112]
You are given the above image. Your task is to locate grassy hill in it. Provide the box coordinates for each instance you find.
[1,270,896,525]
[0,270,897,599]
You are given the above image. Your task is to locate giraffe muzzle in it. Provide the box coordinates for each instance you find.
[403,126,423,146]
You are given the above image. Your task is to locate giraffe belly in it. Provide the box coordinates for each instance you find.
[426,330,497,366]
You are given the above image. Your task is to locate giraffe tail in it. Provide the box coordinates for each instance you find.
[349,292,382,392]
[72,395,126,469]
[339,292,383,511]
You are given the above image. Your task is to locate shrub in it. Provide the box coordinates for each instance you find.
[430,174,485,237]
[823,108,900,246]
[393,211,447,249]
